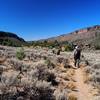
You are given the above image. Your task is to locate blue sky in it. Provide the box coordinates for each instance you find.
[0,0,100,41]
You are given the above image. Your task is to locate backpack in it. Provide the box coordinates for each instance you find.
[74,48,81,58]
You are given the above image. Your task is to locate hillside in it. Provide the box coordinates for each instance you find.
[0,31,26,46]
[39,25,100,49]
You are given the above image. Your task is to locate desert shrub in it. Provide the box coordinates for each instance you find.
[54,56,70,68]
[47,72,58,86]
[95,45,100,50]
[65,45,73,51]
[0,93,13,100]
[31,64,58,86]
[1,72,19,86]
[26,80,55,100]
[28,53,42,62]
[0,38,23,47]
[84,60,90,65]
[92,63,100,70]
[0,80,55,100]
[54,89,68,100]
[32,64,49,80]
[22,64,31,72]
[89,64,100,84]
[57,57,65,64]
[33,80,55,100]
[0,88,27,100]
[68,94,77,100]
[57,56,68,64]
[45,59,56,69]
[16,48,26,60]
[92,74,100,83]
[62,58,71,68]
[96,76,100,83]
[8,59,24,71]
[16,96,24,100]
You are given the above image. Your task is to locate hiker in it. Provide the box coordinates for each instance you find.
[73,45,81,68]
[52,48,56,54]
[57,46,61,55]
[57,49,61,55]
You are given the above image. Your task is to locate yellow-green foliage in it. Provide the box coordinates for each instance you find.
[68,94,77,100]
[65,45,73,51]
[16,47,26,60]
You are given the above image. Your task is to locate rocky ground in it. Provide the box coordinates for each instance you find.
[0,46,100,100]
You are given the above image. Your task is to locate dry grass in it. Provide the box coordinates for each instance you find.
[0,46,100,99]
[68,94,77,100]
[66,82,76,90]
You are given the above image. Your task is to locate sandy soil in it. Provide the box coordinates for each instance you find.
[75,68,93,100]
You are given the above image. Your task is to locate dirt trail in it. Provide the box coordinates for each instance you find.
[74,67,93,100]
[68,59,99,100]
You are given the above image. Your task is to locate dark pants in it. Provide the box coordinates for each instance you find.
[74,57,80,68]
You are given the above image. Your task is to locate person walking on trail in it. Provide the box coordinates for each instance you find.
[56,46,61,55]
[74,45,81,68]
[57,48,61,55]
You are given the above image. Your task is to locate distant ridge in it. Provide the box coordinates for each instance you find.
[38,25,100,45]
[0,31,26,46]
[41,25,99,41]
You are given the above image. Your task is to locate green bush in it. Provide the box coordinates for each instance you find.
[16,48,26,60]
[95,46,100,50]
[65,45,73,51]
[94,43,100,50]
